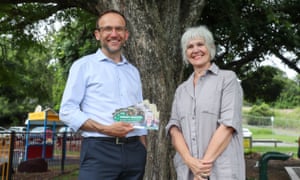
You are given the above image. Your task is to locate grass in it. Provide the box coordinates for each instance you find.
[243,106,300,130]
[245,127,299,143]
[274,107,300,120]
[245,146,298,158]
[54,150,80,156]
[243,106,299,144]
[243,108,300,158]
[52,170,79,180]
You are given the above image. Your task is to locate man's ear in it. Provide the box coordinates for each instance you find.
[94,30,100,40]
[125,31,129,41]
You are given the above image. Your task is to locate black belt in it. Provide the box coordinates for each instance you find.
[85,136,140,144]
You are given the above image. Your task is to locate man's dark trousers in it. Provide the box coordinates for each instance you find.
[78,137,147,180]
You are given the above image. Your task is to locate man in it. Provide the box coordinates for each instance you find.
[59,10,147,180]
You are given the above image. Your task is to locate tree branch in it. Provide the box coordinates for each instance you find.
[272,51,300,73]
[180,0,206,29]
[0,0,99,14]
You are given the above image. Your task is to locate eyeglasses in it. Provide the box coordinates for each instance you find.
[97,26,127,34]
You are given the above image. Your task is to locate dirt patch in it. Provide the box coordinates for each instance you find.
[13,170,62,180]
[246,152,300,180]
[13,169,79,180]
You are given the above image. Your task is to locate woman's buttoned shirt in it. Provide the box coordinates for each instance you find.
[166,63,245,180]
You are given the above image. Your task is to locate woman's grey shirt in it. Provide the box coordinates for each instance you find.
[165,63,245,180]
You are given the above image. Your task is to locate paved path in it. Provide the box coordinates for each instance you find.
[253,142,298,147]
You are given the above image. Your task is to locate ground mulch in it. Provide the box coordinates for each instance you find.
[13,169,79,180]
[246,152,300,180]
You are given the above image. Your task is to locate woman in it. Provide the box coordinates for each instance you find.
[166,25,245,180]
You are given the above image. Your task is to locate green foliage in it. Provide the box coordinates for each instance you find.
[0,33,55,125]
[0,1,299,126]
[249,128,273,135]
[0,7,97,124]
[246,125,298,143]
[244,106,300,130]
[201,0,300,107]
[272,107,300,129]
[277,107,300,120]
[241,66,287,103]
[246,146,298,159]
[246,103,274,126]
[50,9,98,110]
[275,78,300,108]
[201,0,300,75]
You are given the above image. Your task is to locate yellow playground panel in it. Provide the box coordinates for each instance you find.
[28,108,60,122]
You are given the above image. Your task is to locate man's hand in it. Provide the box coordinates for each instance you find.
[80,119,134,137]
[104,122,134,137]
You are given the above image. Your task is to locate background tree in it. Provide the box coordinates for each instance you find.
[0,34,54,126]
[201,0,300,74]
[241,66,286,103]
[275,75,300,108]
[0,0,299,179]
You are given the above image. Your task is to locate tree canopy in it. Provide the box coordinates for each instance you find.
[0,0,299,179]
[201,0,300,74]
[1,0,299,73]
[242,66,286,103]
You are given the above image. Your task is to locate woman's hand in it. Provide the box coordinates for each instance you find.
[185,156,212,180]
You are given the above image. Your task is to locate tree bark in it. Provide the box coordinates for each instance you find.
[93,1,205,179]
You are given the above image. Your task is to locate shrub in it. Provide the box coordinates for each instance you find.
[247,103,274,126]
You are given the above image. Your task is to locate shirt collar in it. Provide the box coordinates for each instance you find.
[183,63,220,98]
[188,62,219,80]
[95,49,128,65]
[186,63,219,83]
[208,63,219,75]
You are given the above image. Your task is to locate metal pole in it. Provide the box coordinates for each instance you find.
[297,137,300,159]
[270,116,274,135]
[7,131,15,180]
[60,131,67,174]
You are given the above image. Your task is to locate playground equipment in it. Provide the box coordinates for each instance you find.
[24,108,63,161]
[259,151,291,180]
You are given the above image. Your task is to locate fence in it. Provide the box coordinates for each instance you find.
[0,132,14,180]
[242,114,300,132]
[0,131,81,180]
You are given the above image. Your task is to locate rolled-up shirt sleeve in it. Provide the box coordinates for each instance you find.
[217,72,243,133]
[59,61,89,132]
[165,89,182,137]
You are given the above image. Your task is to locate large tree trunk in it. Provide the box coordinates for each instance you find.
[93,1,205,179]
[94,1,205,179]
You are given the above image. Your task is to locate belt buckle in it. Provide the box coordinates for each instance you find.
[115,137,124,144]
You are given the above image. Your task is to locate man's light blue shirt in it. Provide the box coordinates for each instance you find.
[59,49,147,137]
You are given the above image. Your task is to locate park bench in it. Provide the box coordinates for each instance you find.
[252,139,283,148]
